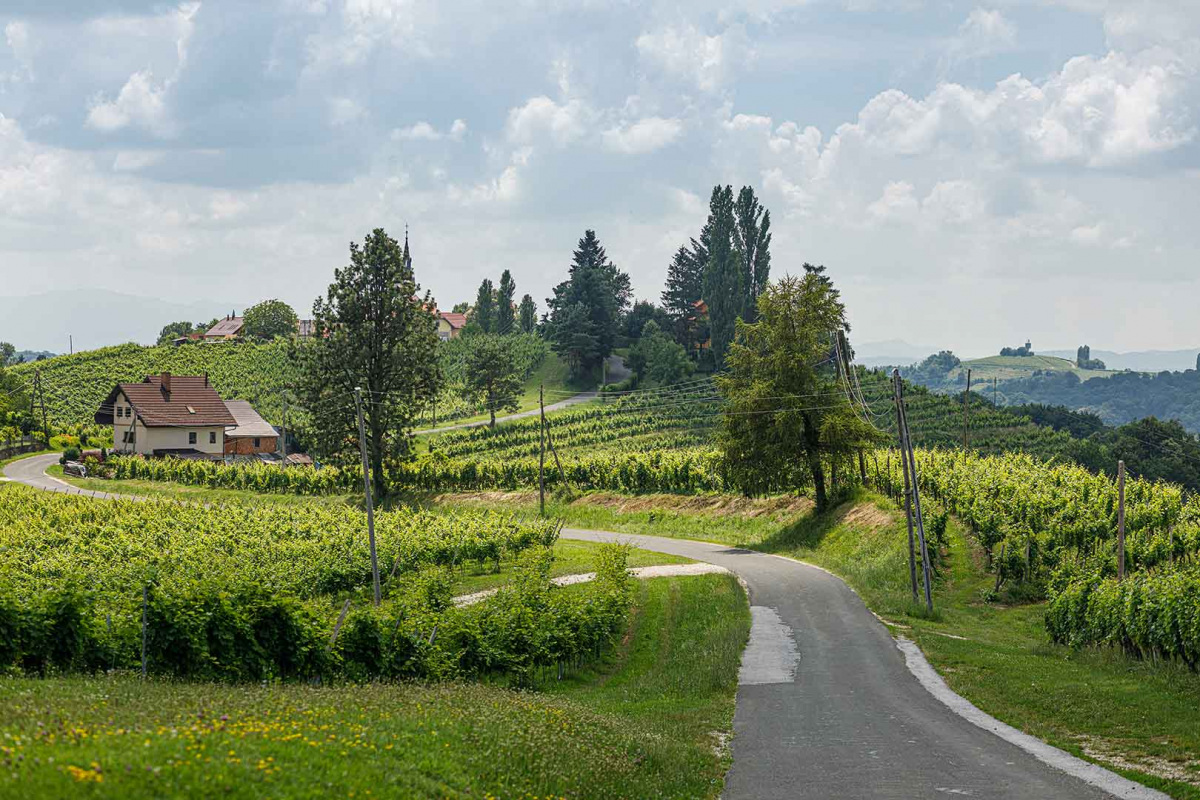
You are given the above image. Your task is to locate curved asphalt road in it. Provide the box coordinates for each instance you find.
[562,528,1163,800]
[2,454,1164,799]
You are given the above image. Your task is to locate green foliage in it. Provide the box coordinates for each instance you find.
[733,185,771,322]
[518,293,537,333]
[242,299,299,340]
[719,273,874,509]
[299,227,441,495]
[155,321,201,345]
[627,320,693,388]
[546,230,629,379]
[432,332,548,423]
[0,342,15,367]
[701,185,743,365]
[661,243,706,352]
[474,278,495,333]
[496,269,516,335]
[462,334,523,427]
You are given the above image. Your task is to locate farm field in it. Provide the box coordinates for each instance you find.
[0,572,748,800]
[949,354,1115,384]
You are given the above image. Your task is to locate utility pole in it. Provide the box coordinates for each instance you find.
[993,377,997,407]
[962,368,972,449]
[34,369,48,444]
[353,388,381,606]
[1117,460,1126,582]
[280,393,288,467]
[69,335,73,355]
[539,384,546,516]
[893,377,919,602]
[894,369,933,613]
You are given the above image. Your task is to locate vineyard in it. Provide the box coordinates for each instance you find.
[872,446,1200,668]
[0,484,631,683]
[422,332,551,425]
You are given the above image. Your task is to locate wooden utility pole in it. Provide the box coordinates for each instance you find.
[353,388,381,606]
[893,379,919,602]
[539,384,546,516]
[894,369,933,613]
[1117,460,1126,581]
[34,369,49,444]
[280,394,288,466]
[992,377,998,407]
[962,368,972,449]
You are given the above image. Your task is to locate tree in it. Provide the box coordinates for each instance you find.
[519,294,537,333]
[156,321,198,345]
[661,245,705,350]
[452,302,470,314]
[473,279,495,333]
[243,299,299,340]
[462,334,523,427]
[622,300,671,343]
[701,185,744,366]
[0,342,16,367]
[716,273,875,510]
[299,228,440,497]
[546,230,627,379]
[496,270,516,335]
[733,186,772,321]
[627,320,694,387]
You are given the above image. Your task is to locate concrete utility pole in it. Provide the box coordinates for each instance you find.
[894,369,933,613]
[354,387,381,606]
[893,376,919,603]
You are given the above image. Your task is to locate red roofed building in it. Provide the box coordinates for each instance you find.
[95,373,235,458]
[204,315,243,340]
[436,311,467,341]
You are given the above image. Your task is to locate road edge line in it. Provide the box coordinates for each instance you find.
[895,636,1170,800]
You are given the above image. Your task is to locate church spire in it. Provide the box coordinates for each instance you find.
[403,223,411,269]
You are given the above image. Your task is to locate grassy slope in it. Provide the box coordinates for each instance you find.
[431,489,1200,798]
[0,572,748,800]
[951,354,1114,383]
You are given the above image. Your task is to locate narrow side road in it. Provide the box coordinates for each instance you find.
[561,528,1165,800]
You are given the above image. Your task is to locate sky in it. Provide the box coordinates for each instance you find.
[0,0,1198,355]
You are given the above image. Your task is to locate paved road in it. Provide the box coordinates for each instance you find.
[414,355,627,435]
[562,528,1163,800]
[2,454,1162,799]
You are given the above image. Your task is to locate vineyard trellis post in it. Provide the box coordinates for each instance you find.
[353,387,382,606]
[539,384,545,517]
[962,368,972,449]
[280,392,288,467]
[893,382,919,602]
[1117,459,1126,582]
[893,370,933,613]
[140,583,148,679]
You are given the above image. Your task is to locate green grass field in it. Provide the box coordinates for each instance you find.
[950,354,1114,384]
[0,572,749,800]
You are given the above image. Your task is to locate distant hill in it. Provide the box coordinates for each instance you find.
[950,354,1114,384]
[854,339,941,367]
[0,289,247,353]
[1041,348,1200,373]
[15,350,56,363]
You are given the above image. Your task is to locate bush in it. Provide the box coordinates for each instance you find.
[60,446,80,465]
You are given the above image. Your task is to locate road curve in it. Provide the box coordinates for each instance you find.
[1,455,1164,799]
[561,528,1163,800]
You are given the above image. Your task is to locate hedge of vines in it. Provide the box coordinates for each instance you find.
[0,484,632,683]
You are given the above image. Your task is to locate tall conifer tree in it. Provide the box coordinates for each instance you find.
[496,270,516,335]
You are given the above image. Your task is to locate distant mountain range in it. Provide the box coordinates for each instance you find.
[0,289,247,354]
[853,339,942,367]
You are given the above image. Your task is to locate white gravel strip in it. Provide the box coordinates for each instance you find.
[453,562,729,607]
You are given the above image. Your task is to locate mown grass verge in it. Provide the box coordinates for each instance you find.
[0,572,748,799]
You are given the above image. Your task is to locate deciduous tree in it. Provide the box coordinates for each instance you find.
[734,185,772,321]
[519,294,537,333]
[473,279,495,333]
[243,299,299,340]
[701,185,743,366]
[463,334,523,427]
[496,270,517,335]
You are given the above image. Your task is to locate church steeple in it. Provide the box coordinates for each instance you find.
[403,224,411,270]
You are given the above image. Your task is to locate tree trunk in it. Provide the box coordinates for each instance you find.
[809,452,828,512]
[369,415,387,499]
[489,408,496,428]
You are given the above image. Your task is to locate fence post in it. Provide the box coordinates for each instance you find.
[1117,460,1126,582]
[141,584,148,679]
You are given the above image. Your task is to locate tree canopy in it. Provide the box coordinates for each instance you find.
[462,333,523,427]
[473,279,495,334]
[546,230,629,379]
[518,294,537,334]
[716,272,875,509]
[496,270,517,335]
[627,320,693,388]
[299,228,440,497]
[243,299,299,340]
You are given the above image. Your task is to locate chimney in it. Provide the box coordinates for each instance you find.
[161,372,172,397]
[203,372,208,387]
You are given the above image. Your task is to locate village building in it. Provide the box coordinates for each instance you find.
[95,373,234,458]
[436,311,467,341]
[204,315,243,340]
[223,400,280,455]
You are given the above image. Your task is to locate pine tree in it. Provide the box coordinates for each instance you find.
[661,245,706,350]
[702,185,744,366]
[518,294,537,333]
[546,230,628,379]
[496,270,516,335]
[734,186,771,321]
[473,278,495,333]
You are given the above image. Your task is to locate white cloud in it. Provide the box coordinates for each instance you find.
[393,118,468,141]
[329,97,365,126]
[955,8,1017,54]
[636,24,729,92]
[86,70,175,137]
[5,21,34,80]
[112,150,166,172]
[506,96,589,147]
[867,181,918,221]
[601,117,683,154]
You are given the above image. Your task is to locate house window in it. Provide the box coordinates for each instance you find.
[189,432,197,445]
[210,432,217,445]
[117,407,124,418]
[253,437,261,448]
